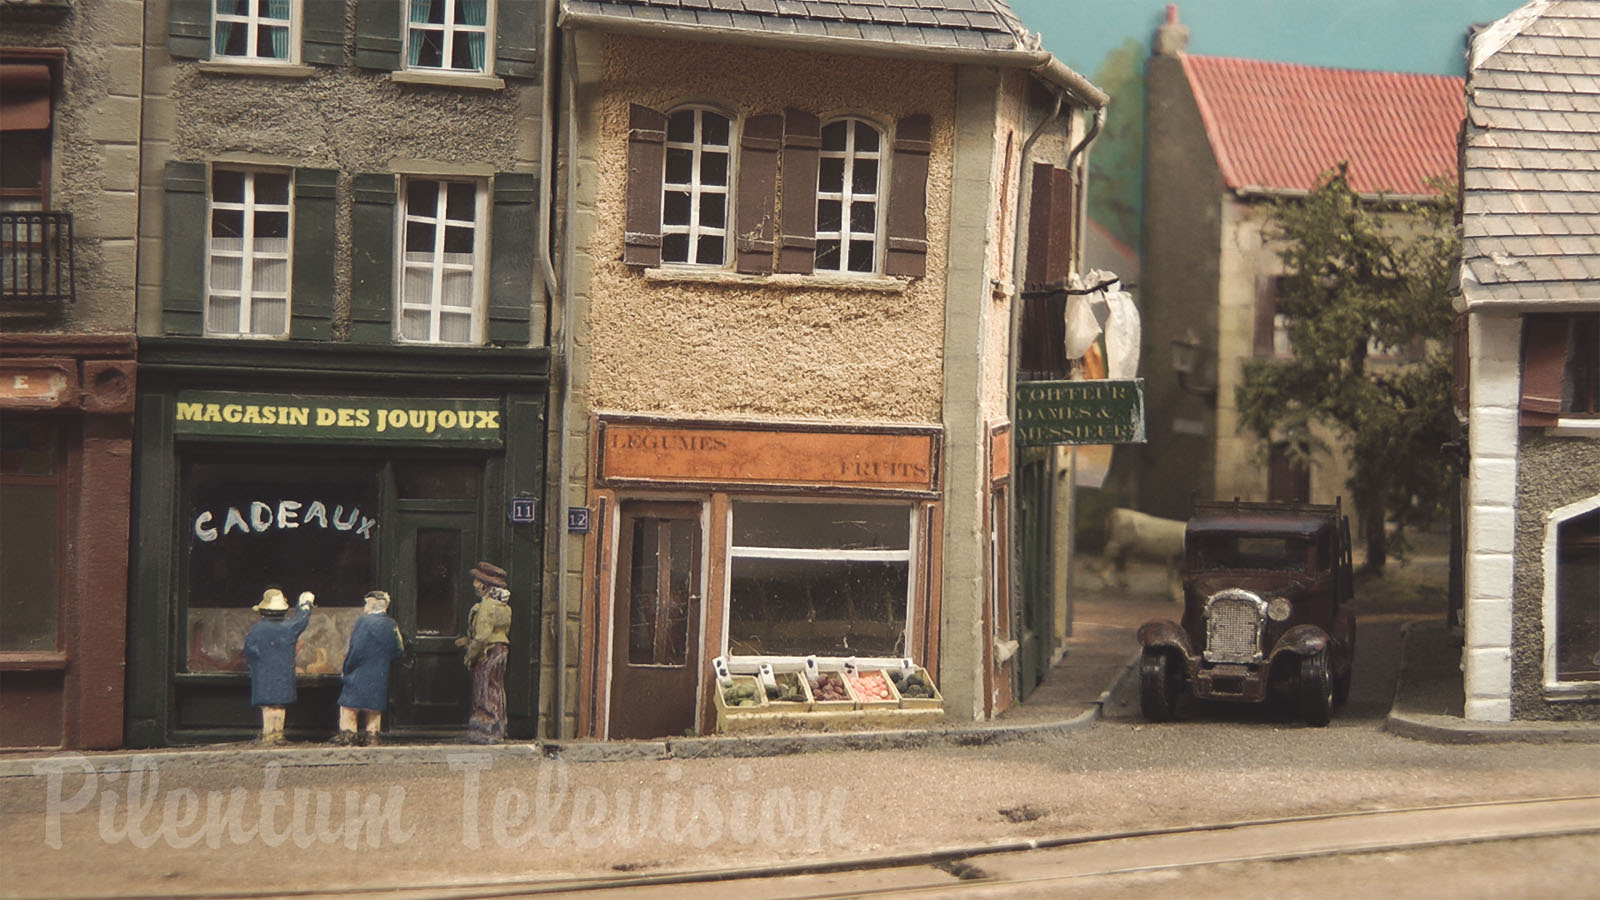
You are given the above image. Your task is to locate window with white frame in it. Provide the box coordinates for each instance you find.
[406,0,491,73]
[207,168,291,337]
[661,108,730,266]
[399,177,484,344]
[726,501,911,660]
[213,0,297,62]
[815,118,882,274]
[1545,501,1599,691]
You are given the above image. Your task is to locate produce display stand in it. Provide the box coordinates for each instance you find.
[713,674,770,733]
[891,666,944,710]
[709,665,946,734]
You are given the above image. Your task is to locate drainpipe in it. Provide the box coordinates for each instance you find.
[539,0,564,737]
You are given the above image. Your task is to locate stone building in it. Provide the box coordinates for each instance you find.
[549,0,1105,737]
[1139,10,1462,523]
[125,0,553,745]
[1457,0,1599,722]
[1,0,141,750]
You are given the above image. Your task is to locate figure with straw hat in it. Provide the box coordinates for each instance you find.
[242,587,315,745]
[456,561,510,744]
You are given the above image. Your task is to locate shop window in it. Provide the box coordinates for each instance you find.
[213,0,298,63]
[406,0,491,73]
[0,420,60,652]
[727,501,911,659]
[398,177,484,344]
[208,168,291,337]
[660,108,730,267]
[183,461,378,674]
[1547,503,1599,688]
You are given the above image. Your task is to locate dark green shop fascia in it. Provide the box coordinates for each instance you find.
[126,338,549,747]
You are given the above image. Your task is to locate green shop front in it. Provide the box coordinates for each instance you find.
[126,341,547,746]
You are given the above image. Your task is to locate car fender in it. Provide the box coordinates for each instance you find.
[1269,624,1329,660]
[1137,620,1194,658]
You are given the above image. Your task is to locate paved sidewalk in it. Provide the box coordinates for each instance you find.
[3,573,1594,779]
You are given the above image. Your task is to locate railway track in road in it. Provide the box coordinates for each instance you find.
[51,795,1600,900]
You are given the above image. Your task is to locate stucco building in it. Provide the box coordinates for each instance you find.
[548,0,1105,737]
[1139,12,1462,524]
[126,0,553,745]
[1457,0,1599,722]
[1,0,141,750]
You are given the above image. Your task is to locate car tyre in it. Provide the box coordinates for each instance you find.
[1139,649,1182,722]
[1300,650,1333,727]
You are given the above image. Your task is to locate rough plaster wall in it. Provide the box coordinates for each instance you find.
[9,0,144,333]
[138,0,539,338]
[1511,435,1600,721]
[585,35,955,423]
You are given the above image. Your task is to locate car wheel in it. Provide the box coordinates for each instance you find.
[1139,649,1182,722]
[1300,650,1333,727]
[1333,661,1352,709]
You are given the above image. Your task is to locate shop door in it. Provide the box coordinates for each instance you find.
[388,510,479,729]
[1017,456,1051,700]
[608,502,703,740]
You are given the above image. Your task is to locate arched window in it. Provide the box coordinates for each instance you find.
[815,118,882,274]
[661,108,731,266]
[1545,499,1600,691]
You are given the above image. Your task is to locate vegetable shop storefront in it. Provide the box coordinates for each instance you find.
[124,342,547,746]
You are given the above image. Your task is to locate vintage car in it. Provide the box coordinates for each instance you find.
[1136,498,1356,726]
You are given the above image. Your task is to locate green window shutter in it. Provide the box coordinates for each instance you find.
[355,0,403,71]
[495,0,540,80]
[349,173,396,344]
[302,1,347,66]
[161,161,207,336]
[488,172,536,345]
[291,168,338,341]
[168,0,212,61]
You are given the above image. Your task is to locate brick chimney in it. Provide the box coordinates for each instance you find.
[1153,3,1190,56]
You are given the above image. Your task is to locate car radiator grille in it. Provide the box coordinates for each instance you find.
[1206,596,1263,663]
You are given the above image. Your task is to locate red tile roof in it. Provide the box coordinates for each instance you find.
[1180,55,1464,197]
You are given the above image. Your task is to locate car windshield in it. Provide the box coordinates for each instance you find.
[1191,535,1308,572]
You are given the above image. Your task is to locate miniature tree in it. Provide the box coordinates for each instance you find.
[1235,165,1458,572]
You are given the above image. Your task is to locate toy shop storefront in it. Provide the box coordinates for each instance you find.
[124,342,547,747]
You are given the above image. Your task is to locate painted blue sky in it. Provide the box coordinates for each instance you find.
[1011,0,1526,78]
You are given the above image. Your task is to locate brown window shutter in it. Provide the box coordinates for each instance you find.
[624,104,668,268]
[1520,314,1570,426]
[1047,165,1073,284]
[736,113,781,274]
[779,108,820,274]
[885,113,932,278]
[1024,163,1054,289]
[1254,274,1280,357]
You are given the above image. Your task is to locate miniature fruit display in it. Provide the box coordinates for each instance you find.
[847,669,899,708]
[765,671,812,708]
[889,666,943,709]
[722,679,761,707]
[810,671,857,709]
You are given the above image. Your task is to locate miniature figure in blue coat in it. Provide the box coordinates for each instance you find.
[332,590,404,746]
[242,588,315,745]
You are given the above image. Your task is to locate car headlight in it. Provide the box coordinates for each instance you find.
[1267,597,1292,622]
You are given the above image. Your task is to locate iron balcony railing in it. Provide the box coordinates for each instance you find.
[1,211,75,304]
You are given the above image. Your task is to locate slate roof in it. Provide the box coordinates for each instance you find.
[561,0,1038,53]
[1460,0,1600,307]
[1180,55,1463,197]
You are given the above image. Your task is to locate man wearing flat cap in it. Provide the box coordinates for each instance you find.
[332,590,404,746]
[457,561,511,743]
[242,587,315,745]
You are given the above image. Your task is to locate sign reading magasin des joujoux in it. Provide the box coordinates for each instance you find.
[1015,379,1146,447]
[172,391,503,445]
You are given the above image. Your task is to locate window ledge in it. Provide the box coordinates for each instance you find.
[1543,681,1600,700]
[643,267,910,293]
[0,651,68,671]
[198,60,317,79]
[1549,417,1600,437]
[390,70,505,91]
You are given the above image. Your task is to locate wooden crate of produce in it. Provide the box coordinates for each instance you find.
[846,669,900,710]
[808,670,857,710]
[890,666,943,710]
[764,670,813,712]
[713,675,768,733]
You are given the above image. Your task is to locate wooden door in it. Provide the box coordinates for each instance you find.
[387,509,478,729]
[608,502,703,740]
